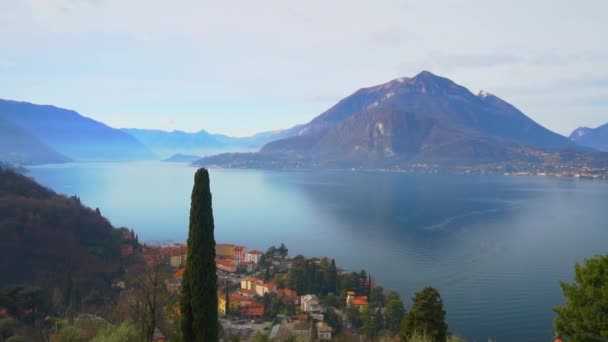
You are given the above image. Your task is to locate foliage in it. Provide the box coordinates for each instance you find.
[385,292,406,333]
[0,170,132,295]
[5,336,25,342]
[553,254,608,341]
[370,286,385,306]
[0,285,52,324]
[286,257,339,296]
[400,287,447,342]
[360,305,383,339]
[346,307,363,329]
[91,320,140,342]
[251,331,271,342]
[181,169,219,341]
[0,318,18,339]
[324,309,343,335]
[56,325,85,342]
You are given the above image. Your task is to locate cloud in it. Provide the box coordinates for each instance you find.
[416,52,523,72]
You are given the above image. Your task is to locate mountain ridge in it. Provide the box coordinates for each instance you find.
[197,71,599,170]
[569,123,608,151]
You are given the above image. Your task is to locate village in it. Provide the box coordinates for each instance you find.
[158,242,375,341]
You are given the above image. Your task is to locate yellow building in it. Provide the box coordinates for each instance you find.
[240,277,261,291]
[216,244,235,259]
[218,292,253,315]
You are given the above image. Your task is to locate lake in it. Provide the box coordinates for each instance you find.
[28,161,608,341]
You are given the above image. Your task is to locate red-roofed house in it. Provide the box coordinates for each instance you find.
[238,288,258,298]
[173,268,185,279]
[346,292,368,312]
[240,302,264,317]
[241,277,262,291]
[216,258,237,273]
[163,244,187,268]
[245,250,263,264]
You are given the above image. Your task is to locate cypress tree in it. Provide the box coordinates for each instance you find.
[181,168,218,341]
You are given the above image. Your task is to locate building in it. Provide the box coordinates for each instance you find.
[256,283,276,297]
[277,288,299,305]
[216,258,237,273]
[245,250,263,264]
[346,291,368,312]
[164,244,187,268]
[218,293,254,315]
[234,245,246,261]
[241,277,262,291]
[300,294,321,313]
[238,261,255,273]
[240,302,264,317]
[316,322,333,340]
[120,244,134,257]
[216,243,236,259]
[238,288,258,298]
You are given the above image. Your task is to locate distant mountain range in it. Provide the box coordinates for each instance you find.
[121,127,299,157]
[0,99,155,163]
[570,123,608,151]
[197,71,594,169]
[0,116,71,165]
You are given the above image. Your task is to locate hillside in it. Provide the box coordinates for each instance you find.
[0,169,135,293]
[0,117,71,165]
[197,71,590,169]
[0,99,155,161]
[570,123,608,151]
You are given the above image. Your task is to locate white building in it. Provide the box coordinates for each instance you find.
[300,294,321,313]
[245,250,263,264]
[316,322,333,340]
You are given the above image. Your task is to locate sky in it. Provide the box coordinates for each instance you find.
[1,0,607,137]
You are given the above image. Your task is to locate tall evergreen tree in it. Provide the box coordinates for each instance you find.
[400,287,447,342]
[181,169,218,342]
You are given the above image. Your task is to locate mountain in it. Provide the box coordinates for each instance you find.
[197,71,584,169]
[0,116,71,165]
[570,123,608,151]
[0,99,155,161]
[162,153,201,163]
[0,169,135,293]
[122,127,300,157]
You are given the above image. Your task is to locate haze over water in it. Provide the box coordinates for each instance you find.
[29,161,608,341]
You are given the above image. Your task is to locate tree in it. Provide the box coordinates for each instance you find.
[0,318,18,340]
[370,286,385,307]
[121,248,168,341]
[277,243,288,259]
[181,169,219,342]
[91,321,139,342]
[400,287,447,342]
[385,294,406,333]
[360,305,382,340]
[553,254,608,341]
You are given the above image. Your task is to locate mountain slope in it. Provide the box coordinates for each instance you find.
[0,116,71,165]
[198,71,582,169]
[0,99,155,161]
[0,169,135,293]
[570,123,608,151]
[262,71,576,159]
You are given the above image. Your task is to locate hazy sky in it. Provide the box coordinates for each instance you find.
[1,0,607,136]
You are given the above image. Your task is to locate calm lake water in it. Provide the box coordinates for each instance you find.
[28,161,608,341]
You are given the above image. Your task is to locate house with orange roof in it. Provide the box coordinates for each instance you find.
[346,291,368,312]
[173,268,185,279]
[216,258,237,273]
[234,245,246,261]
[277,288,299,305]
[218,292,255,315]
[163,243,187,268]
[238,288,258,298]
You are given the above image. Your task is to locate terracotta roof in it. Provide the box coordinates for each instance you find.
[248,250,263,255]
[235,245,245,251]
[216,258,236,268]
[239,288,257,295]
[352,296,368,306]
[164,244,187,256]
[173,268,185,278]
[346,291,356,295]
[244,277,261,282]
